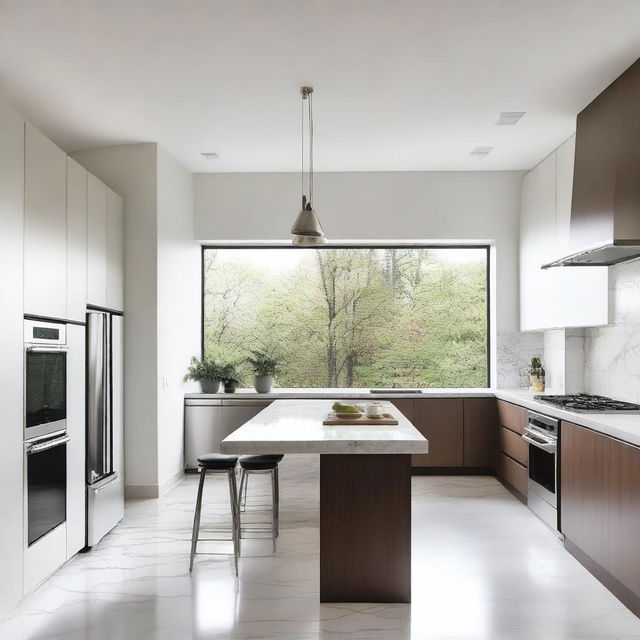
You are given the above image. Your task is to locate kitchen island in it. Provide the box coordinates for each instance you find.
[220,399,428,603]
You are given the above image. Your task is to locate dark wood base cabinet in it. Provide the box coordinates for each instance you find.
[496,400,528,500]
[562,421,640,617]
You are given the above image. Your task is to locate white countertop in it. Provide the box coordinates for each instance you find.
[186,387,493,400]
[219,399,429,455]
[495,389,640,448]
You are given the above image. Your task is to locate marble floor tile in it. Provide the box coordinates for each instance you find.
[2,455,640,639]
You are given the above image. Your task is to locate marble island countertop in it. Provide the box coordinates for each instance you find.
[185,387,494,400]
[219,399,429,455]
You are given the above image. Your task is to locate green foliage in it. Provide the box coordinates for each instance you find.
[528,357,545,378]
[183,356,223,382]
[247,350,279,377]
[203,248,488,388]
[219,362,242,384]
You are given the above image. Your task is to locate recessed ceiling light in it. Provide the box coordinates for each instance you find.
[470,146,494,158]
[201,152,220,159]
[497,111,526,125]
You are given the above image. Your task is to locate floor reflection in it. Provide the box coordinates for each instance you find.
[1,456,640,639]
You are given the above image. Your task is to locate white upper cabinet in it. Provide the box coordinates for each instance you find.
[106,189,124,312]
[87,174,108,308]
[24,123,67,319]
[66,158,88,322]
[519,136,608,331]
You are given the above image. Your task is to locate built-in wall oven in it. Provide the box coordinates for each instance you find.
[522,411,560,532]
[24,319,69,546]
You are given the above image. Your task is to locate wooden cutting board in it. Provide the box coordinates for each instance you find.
[323,412,398,426]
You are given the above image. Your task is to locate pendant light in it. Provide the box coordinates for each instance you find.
[291,86,326,244]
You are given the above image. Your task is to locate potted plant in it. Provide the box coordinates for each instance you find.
[220,362,241,393]
[184,356,223,393]
[247,350,280,394]
[528,357,545,392]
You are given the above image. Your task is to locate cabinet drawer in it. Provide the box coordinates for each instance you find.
[498,452,528,497]
[497,400,527,434]
[500,426,528,466]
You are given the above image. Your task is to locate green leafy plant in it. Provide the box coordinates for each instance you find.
[219,362,242,384]
[528,356,545,379]
[183,356,224,382]
[247,350,280,377]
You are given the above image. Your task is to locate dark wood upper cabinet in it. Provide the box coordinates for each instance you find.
[571,57,640,251]
[463,398,497,468]
[412,399,463,467]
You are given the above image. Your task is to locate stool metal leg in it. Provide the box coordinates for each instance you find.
[189,468,206,572]
[274,466,280,538]
[239,469,249,512]
[271,468,277,552]
[227,469,240,575]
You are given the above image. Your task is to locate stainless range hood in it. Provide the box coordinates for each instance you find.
[543,57,640,269]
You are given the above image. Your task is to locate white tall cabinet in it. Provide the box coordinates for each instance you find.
[66,324,86,558]
[66,159,88,322]
[87,174,108,309]
[87,178,124,312]
[24,123,68,320]
[519,136,608,331]
[0,101,25,615]
[0,99,126,616]
[107,189,125,311]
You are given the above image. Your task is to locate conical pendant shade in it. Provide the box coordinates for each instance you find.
[291,208,325,238]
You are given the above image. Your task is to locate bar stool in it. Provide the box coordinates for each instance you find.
[189,453,240,574]
[237,455,283,552]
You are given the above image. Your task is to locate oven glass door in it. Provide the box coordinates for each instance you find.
[528,444,556,498]
[27,437,67,546]
[25,349,67,431]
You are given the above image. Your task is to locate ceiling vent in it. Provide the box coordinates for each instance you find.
[470,146,494,158]
[497,111,526,125]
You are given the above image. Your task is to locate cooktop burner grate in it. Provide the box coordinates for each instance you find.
[533,393,640,413]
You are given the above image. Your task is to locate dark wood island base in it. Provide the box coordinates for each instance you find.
[320,454,412,603]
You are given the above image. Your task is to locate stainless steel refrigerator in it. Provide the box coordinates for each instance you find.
[86,310,124,548]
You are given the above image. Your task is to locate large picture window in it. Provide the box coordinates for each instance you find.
[202,246,489,388]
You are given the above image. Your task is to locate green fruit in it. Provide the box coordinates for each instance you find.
[332,402,360,413]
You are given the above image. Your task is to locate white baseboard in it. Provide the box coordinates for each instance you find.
[125,469,185,499]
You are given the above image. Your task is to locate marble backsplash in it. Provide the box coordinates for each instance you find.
[496,330,544,388]
[584,259,640,403]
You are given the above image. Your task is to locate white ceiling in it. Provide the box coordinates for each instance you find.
[1,0,640,172]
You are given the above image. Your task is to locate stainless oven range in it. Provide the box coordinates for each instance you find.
[522,411,559,532]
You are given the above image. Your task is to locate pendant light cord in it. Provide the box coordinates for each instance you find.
[309,91,313,208]
[301,90,305,207]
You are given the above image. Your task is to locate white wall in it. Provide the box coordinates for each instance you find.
[0,99,25,615]
[72,144,160,494]
[156,147,200,493]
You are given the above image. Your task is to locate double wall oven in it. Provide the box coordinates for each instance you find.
[24,319,70,547]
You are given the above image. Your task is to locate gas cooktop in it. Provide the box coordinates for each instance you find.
[533,393,640,413]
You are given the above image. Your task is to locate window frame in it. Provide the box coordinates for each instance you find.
[201,243,491,388]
